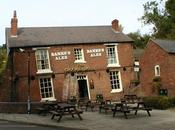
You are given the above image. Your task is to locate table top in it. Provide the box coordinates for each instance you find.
[57,103,76,109]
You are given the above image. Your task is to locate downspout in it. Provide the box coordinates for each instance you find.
[10,48,15,102]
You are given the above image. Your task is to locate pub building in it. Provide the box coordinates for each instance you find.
[5,11,134,103]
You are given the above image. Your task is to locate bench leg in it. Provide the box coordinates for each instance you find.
[71,114,75,118]
[147,110,151,116]
[105,109,107,114]
[91,106,94,112]
[51,114,55,120]
[99,107,102,113]
[57,111,64,122]
[123,112,128,119]
[113,111,116,117]
[77,113,83,120]
[135,110,138,115]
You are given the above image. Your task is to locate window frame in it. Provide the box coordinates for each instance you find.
[109,71,123,93]
[106,45,120,67]
[154,65,160,76]
[74,48,86,63]
[35,49,52,74]
[38,76,56,101]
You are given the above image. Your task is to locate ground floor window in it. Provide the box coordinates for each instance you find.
[39,76,55,101]
[109,71,122,92]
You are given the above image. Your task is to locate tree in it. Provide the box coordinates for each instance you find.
[140,0,175,39]
[0,47,7,73]
[127,31,150,49]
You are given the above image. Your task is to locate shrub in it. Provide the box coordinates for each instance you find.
[143,96,173,110]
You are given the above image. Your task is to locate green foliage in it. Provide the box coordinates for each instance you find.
[153,76,161,82]
[0,47,7,84]
[140,0,175,39]
[127,31,150,49]
[166,0,175,21]
[96,94,103,103]
[143,96,173,110]
[152,76,162,95]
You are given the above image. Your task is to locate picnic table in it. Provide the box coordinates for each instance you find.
[36,101,57,115]
[78,98,95,111]
[50,103,83,122]
[99,100,113,114]
[112,95,152,119]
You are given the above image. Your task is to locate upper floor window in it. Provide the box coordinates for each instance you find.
[35,49,52,73]
[39,76,55,101]
[155,65,160,76]
[106,45,119,67]
[109,71,122,93]
[74,48,85,63]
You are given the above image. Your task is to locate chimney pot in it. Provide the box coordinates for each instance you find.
[111,19,120,32]
[11,10,18,37]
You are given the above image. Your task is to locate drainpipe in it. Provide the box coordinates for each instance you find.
[10,48,15,102]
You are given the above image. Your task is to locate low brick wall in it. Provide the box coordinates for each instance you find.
[0,102,43,114]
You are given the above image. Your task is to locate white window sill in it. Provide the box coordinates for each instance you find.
[155,75,160,77]
[107,64,120,68]
[36,70,53,74]
[41,98,56,102]
[110,89,122,93]
[74,60,86,64]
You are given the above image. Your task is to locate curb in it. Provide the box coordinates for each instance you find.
[0,118,87,130]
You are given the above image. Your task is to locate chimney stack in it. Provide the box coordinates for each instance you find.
[11,10,18,37]
[111,19,120,32]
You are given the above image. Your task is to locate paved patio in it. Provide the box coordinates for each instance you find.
[0,110,175,130]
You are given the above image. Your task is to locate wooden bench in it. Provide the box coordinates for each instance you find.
[112,95,152,119]
[78,98,94,111]
[99,100,113,114]
[50,103,83,122]
[133,102,152,116]
[50,109,83,121]
[121,95,152,117]
[112,102,131,119]
[36,101,57,115]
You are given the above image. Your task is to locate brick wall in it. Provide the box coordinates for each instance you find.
[140,40,175,96]
[0,102,43,113]
[2,43,134,102]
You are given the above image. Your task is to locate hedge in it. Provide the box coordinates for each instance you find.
[143,96,175,110]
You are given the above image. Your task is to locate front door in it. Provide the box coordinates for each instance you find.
[78,80,88,98]
[77,75,89,99]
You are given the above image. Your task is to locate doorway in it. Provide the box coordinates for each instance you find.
[77,75,89,99]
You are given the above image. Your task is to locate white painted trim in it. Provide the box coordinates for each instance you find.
[38,76,56,101]
[107,64,120,68]
[41,98,57,102]
[104,43,119,46]
[115,45,120,66]
[32,47,50,50]
[154,65,160,76]
[35,49,52,73]
[110,71,123,93]
[74,48,86,63]
[74,60,86,64]
[10,35,18,37]
[36,70,53,74]
[76,74,91,100]
[111,89,122,93]
[106,45,120,66]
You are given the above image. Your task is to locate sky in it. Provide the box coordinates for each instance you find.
[0,0,155,46]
